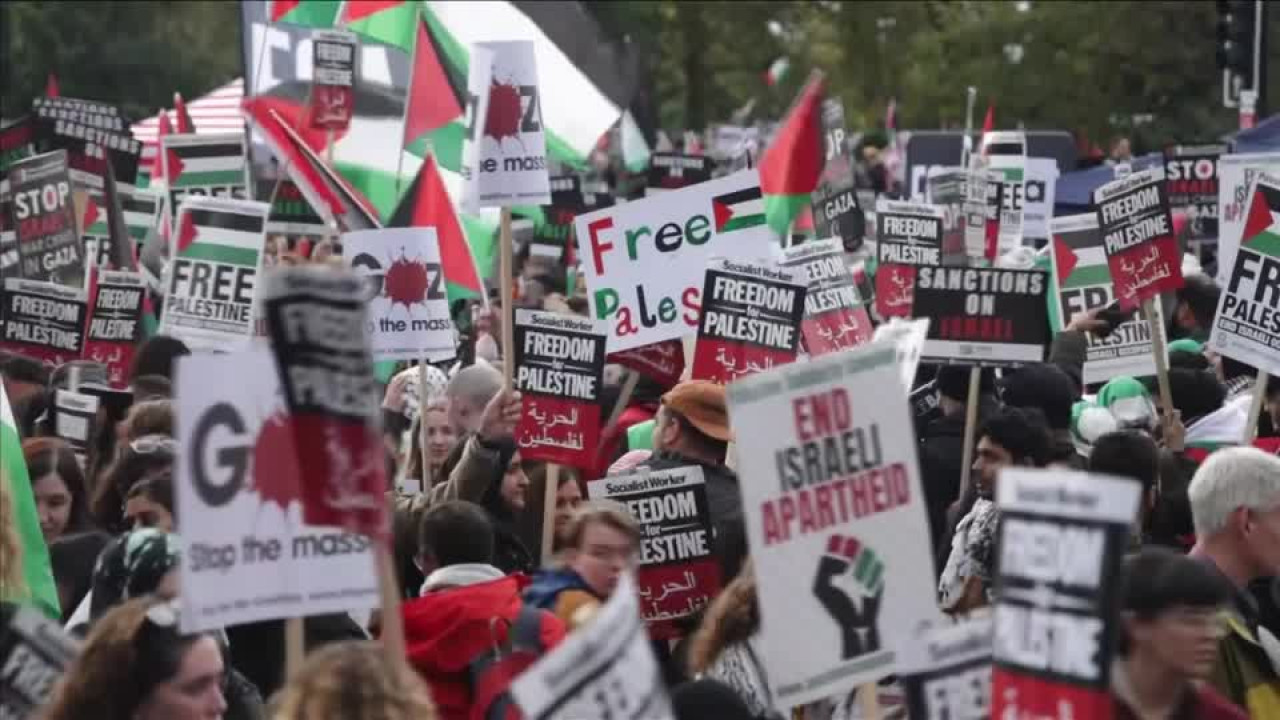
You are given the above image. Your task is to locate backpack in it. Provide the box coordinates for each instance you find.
[468,603,549,720]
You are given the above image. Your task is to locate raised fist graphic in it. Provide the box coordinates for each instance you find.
[813,534,885,659]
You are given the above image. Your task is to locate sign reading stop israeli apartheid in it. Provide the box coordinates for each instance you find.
[780,238,872,355]
[343,227,455,363]
[874,199,944,319]
[7,150,83,287]
[1094,168,1184,310]
[914,267,1050,366]
[691,258,805,383]
[897,615,993,720]
[161,133,249,233]
[575,170,773,352]
[587,465,720,640]
[1218,152,1280,287]
[176,347,378,632]
[159,196,269,351]
[0,277,87,366]
[310,29,357,131]
[263,267,387,539]
[1050,213,1164,384]
[992,468,1140,720]
[646,153,714,195]
[727,338,940,710]
[1208,174,1280,376]
[1165,144,1223,243]
[513,310,607,468]
[30,96,142,187]
[83,269,145,388]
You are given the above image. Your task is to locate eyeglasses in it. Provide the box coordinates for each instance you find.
[130,435,177,455]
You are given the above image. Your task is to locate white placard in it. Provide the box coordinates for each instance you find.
[460,41,550,208]
[574,170,773,352]
[726,339,941,710]
[872,317,930,391]
[176,347,378,632]
[1217,152,1280,286]
[343,227,455,362]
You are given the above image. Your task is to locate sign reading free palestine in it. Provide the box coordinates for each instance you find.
[574,170,773,352]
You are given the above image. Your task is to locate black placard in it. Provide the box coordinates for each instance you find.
[914,267,1050,367]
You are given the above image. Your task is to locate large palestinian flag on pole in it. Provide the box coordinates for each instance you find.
[1,384,60,617]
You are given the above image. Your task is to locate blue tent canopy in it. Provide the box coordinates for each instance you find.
[1231,113,1280,153]
[1054,153,1163,211]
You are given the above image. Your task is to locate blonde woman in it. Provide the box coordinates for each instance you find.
[270,641,437,720]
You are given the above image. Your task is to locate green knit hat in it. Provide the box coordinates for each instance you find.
[1096,376,1156,430]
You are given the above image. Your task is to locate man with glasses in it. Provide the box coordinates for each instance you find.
[525,502,641,630]
[1187,447,1280,714]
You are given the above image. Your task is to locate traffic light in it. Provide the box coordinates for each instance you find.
[1217,0,1257,85]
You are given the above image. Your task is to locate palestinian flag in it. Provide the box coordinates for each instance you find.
[173,92,196,133]
[340,0,417,51]
[162,134,247,197]
[388,153,484,301]
[712,187,767,234]
[149,109,174,183]
[174,204,266,262]
[242,96,380,232]
[1052,229,1111,291]
[1240,179,1280,257]
[759,72,824,237]
[271,0,341,26]
[1,384,60,618]
[102,155,137,270]
[403,9,466,150]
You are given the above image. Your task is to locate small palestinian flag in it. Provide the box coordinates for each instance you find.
[1052,227,1110,291]
[1240,179,1280,256]
[174,204,266,266]
[712,186,766,234]
[161,134,247,194]
[270,0,341,26]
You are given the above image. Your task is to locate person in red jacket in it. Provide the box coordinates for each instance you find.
[402,501,565,719]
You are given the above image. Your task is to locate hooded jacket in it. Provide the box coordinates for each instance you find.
[523,567,601,630]
[403,569,565,720]
[646,451,740,539]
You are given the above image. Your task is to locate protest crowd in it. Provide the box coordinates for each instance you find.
[6,2,1280,720]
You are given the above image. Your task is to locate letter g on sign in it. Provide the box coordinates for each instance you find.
[190,402,250,507]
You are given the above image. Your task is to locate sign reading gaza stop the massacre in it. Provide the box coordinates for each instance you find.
[914,267,1050,367]
[874,199,944,319]
[992,469,1139,720]
[779,238,872,356]
[576,170,773,352]
[1050,214,1163,384]
[691,258,805,384]
[176,346,378,633]
[344,227,455,363]
[263,267,387,539]
[460,42,551,209]
[160,197,269,352]
[513,310,607,468]
[588,466,720,640]
[727,340,940,710]
[0,278,86,367]
[897,615,993,720]
[84,270,145,389]
[7,150,83,287]
[1209,174,1280,376]
[1094,168,1184,310]
[1165,144,1223,243]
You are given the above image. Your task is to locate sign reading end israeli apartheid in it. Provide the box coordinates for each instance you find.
[1094,168,1184,310]
[263,267,387,539]
[588,466,720,640]
[1050,214,1163,384]
[874,199,944,319]
[992,468,1139,720]
[1209,174,1280,376]
[176,347,378,633]
[575,170,773,352]
[914,267,1050,366]
[691,258,805,383]
[727,339,940,710]
[460,41,551,208]
[343,227,455,363]
[159,197,269,352]
[779,238,872,355]
[513,310,607,468]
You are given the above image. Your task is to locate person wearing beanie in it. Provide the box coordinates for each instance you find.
[918,365,997,568]
[999,363,1083,468]
[1096,376,1158,432]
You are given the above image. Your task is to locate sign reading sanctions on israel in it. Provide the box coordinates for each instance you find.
[727,338,940,711]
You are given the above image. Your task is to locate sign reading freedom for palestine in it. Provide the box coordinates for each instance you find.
[513,310,607,468]
[1094,168,1184,310]
[691,257,805,384]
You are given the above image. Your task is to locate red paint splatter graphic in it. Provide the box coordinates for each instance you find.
[252,408,302,513]
[383,249,430,310]
[484,77,524,147]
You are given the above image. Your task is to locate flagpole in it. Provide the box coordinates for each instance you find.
[960,87,977,169]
